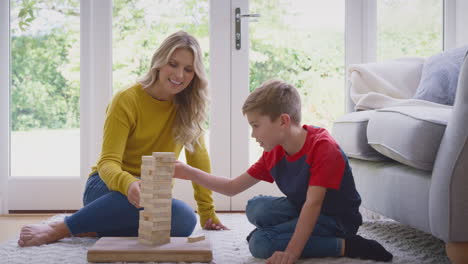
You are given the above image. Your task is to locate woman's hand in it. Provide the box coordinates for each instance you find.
[127,180,142,208]
[174,161,195,180]
[203,218,229,230]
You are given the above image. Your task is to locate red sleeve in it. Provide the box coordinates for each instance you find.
[307,139,345,189]
[247,153,274,183]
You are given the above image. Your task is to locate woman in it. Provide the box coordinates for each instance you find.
[18,31,226,247]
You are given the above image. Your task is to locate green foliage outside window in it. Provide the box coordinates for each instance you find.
[10,0,442,131]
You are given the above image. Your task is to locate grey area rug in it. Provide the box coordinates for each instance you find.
[0,213,450,264]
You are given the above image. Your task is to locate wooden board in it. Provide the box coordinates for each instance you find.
[87,237,212,263]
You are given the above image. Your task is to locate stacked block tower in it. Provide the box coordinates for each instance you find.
[138,152,175,246]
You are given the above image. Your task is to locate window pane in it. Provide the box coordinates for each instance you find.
[249,0,345,164]
[10,0,80,177]
[377,0,443,61]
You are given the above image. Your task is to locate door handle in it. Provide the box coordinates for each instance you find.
[235,8,260,50]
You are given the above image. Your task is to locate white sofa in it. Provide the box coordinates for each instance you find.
[332,55,468,263]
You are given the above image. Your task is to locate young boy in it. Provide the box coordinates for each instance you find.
[174,79,392,264]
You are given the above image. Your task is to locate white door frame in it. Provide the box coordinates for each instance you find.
[229,0,285,210]
[173,0,232,211]
[0,0,113,211]
[80,0,113,195]
[344,0,376,112]
[0,0,10,214]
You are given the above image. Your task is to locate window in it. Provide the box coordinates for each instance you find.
[377,0,443,61]
[10,0,80,177]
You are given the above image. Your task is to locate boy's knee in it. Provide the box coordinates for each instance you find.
[248,230,274,259]
[246,195,271,226]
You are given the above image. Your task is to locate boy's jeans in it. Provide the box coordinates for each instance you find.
[64,173,197,237]
[246,195,355,259]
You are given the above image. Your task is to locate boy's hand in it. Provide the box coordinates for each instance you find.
[174,161,195,180]
[266,251,298,264]
[203,218,229,230]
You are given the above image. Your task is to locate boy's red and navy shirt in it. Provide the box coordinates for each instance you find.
[247,125,363,231]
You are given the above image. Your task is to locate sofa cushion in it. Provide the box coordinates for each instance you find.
[332,110,388,161]
[367,106,451,171]
[413,45,468,105]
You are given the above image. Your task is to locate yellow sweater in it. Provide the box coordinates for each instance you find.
[91,83,219,226]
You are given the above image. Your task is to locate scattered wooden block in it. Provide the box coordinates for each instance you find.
[187,234,205,243]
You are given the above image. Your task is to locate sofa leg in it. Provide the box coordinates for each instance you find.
[446,242,468,264]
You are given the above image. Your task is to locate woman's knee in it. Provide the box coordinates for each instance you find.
[246,195,273,227]
[248,230,275,259]
[83,173,111,205]
[170,199,197,237]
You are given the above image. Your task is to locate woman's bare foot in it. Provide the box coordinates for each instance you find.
[17,221,70,247]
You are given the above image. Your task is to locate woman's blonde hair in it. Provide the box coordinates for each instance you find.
[139,31,209,152]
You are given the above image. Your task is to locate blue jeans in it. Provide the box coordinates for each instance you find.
[246,195,355,259]
[64,173,197,237]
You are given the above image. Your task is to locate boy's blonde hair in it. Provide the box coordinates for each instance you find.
[139,31,208,152]
[242,79,301,124]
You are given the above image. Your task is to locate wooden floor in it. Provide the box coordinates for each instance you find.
[0,214,54,245]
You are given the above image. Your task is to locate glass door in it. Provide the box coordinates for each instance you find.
[230,0,346,210]
[6,0,83,211]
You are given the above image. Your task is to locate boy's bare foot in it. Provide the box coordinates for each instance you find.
[17,221,70,247]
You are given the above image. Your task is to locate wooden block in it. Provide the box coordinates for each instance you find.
[152,172,173,178]
[154,166,174,173]
[141,199,172,208]
[154,174,173,181]
[142,179,173,185]
[154,161,175,167]
[139,230,170,240]
[139,216,171,225]
[143,225,171,232]
[138,221,171,231]
[187,235,205,243]
[143,199,171,207]
[139,190,157,197]
[140,211,171,218]
[140,167,154,177]
[140,210,171,220]
[140,192,157,199]
[153,152,176,162]
[87,237,212,263]
[141,156,154,166]
[141,183,172,192]
[140,207,171,216]
[155,193,172,199]
[144,203,171,211]
[138,222,171,231]
[151,198,172,204]
[139,215,171,224]
[140,168,153,176]
[141,198,172,207]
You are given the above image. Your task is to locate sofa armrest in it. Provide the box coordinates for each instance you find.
[430,54,468,242]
